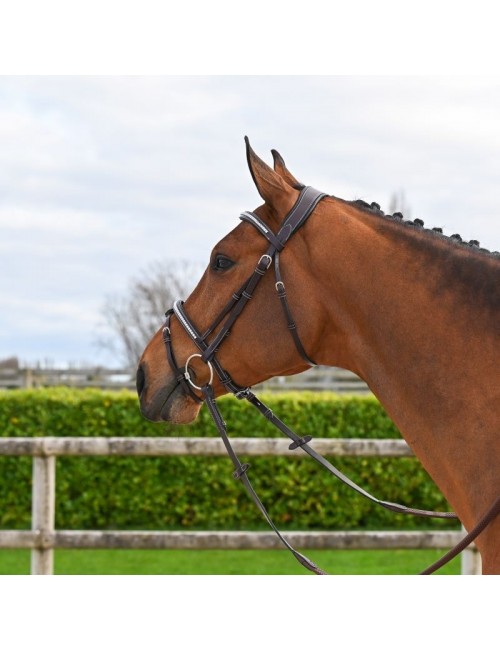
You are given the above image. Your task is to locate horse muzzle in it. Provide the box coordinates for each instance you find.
[136,361,202,424]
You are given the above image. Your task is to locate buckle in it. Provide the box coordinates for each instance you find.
[232,463,250,479]
[288,435,312,450]
[258,254,272,270]
[234,387,251,400]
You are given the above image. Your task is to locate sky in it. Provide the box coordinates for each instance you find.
[0,3,498,631]
[1,75,500,367]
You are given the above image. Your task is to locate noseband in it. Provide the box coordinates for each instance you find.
[159,186,499,576]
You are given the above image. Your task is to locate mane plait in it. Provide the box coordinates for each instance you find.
[350,199,500,258]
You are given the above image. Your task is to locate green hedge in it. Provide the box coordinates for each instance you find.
[0,388,457,531]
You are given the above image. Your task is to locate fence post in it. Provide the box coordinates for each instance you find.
[23,367,34,388]
[461,546,482,575]
[460,524,482,575]
[31,455,55,575]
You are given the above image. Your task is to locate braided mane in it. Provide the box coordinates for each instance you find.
[349,198,500,259]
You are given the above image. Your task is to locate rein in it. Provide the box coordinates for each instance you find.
[162,186,495,575]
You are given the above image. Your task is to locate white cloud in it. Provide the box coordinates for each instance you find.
[1,75,499,364]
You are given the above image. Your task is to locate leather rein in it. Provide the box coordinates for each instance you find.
[161,186,499,575]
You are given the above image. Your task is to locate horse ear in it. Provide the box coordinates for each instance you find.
[244,136,292,206]
[271,149,303,188]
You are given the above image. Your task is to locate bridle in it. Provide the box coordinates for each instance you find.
[164,185,325,390]
[161,185,500,575]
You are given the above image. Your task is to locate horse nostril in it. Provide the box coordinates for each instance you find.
[136,364,146,397]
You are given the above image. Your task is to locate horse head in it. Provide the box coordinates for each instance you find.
[137,138,329,423]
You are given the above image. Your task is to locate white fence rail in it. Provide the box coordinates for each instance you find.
[0,437,480,575]
[0,365,371,393]
[0,366,136,390]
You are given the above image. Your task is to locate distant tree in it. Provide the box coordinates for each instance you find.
[388,189,412,219]
[0,356,19,370]
[97,260,203,369]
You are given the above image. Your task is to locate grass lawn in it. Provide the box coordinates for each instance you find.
[0,548,460,575]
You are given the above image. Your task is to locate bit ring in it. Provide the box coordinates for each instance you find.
[184,354,214,390]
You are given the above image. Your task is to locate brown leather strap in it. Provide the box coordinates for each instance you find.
[243,389,457,520]
[162,313,203,405]
[202,384,327,575]
[274,252,317,366]
[420,495,500,574]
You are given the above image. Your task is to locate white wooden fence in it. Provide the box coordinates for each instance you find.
[0,437,480,575]
[0,365,371,393]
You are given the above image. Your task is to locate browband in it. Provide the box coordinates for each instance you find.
[240,186,327,248]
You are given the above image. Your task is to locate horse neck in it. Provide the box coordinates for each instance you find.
[310,198,500,528]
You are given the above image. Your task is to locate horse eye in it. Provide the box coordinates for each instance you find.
[212,255,235,272]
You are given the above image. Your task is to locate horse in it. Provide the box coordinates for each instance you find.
[137,137,500,574]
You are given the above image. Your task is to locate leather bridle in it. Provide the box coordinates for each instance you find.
[163,185,326,391]
[160,185,499,575]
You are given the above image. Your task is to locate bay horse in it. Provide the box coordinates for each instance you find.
[137,138,500,574]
